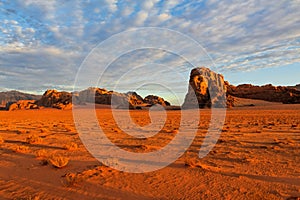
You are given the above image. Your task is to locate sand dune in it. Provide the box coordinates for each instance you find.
[0,105,299,199]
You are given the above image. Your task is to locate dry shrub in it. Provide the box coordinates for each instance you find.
[14,145,29,153]
[26,134,42,144]
[64,142,78,151]
[48,154,69,168]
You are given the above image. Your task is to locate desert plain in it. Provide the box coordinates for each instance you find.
[0,103,299,200]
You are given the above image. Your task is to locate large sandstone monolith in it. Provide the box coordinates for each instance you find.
[182,67,227,109]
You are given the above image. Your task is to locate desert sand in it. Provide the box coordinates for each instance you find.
[0,104,299,199]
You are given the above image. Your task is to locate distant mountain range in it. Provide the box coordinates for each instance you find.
[0,90,41,105]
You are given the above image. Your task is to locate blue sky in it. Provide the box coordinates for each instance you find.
[0,0,299,104]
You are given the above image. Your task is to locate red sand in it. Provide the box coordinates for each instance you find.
[0,104,299,199]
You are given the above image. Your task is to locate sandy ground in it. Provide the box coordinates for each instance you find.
[0,104,299,200]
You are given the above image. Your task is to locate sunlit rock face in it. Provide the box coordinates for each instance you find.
[182,67,227,109]
[36,90,73,110]
[7,100,38,111]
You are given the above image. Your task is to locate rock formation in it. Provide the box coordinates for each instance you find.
[144,95,171,106]
[35,90,73,110]
[226,84,300,104]
[182,67,300,108]
[7,100,39,111]
[182,67,228,109]
[76,87,172,109]
[126,92,144,105]
[288,84,300,91]
[77,87,135,109]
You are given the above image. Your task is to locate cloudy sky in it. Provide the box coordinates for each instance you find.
[0,0,300,103]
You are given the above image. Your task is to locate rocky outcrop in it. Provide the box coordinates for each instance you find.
[7,100,39,111]
[144,95,171,106]
[32,88,172,110]
[77,88,109,104]
[126,92,144,105]
[76,88,171,109]
[77,88,134,109]
[35,90,73,110]
[227,84,300,104]
[182,67,228,109]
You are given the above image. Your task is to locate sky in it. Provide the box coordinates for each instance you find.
[0,0,300,104]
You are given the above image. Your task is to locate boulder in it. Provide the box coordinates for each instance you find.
[8,103,19,111]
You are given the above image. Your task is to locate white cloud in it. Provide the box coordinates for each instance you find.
[157,13,171,22]
[105,0,118,12]
[134,11,148,26]
[142,1,154,10]
[121,6,134,16]
[10,20,18,25]
[0,0,299,95]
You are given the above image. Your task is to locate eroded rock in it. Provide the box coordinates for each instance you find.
[35,90,72,109]
[144,95,171,106]
[182,67,227,109]
[7,100,39,111]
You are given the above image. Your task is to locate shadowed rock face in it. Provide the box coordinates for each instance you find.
[144,95,171,106]
[182,67,228,109]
